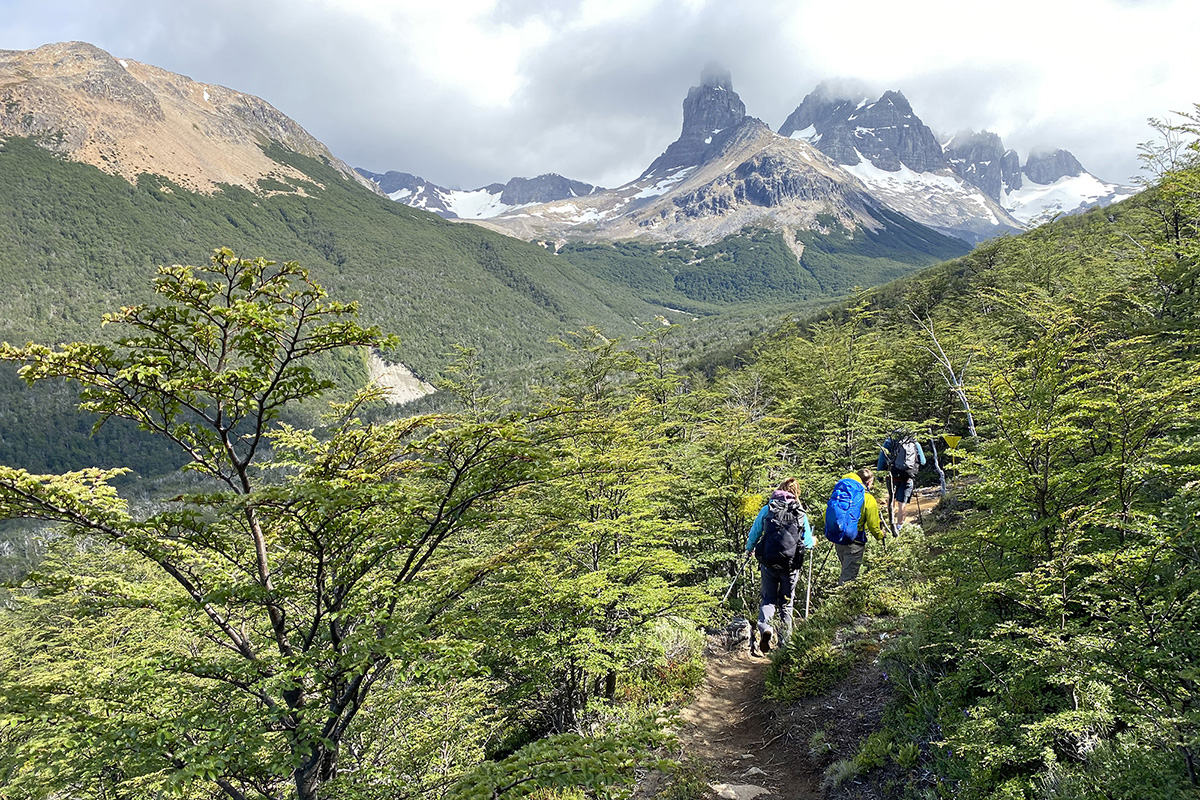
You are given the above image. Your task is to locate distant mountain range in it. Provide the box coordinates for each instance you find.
[354,170,604,219]
[0,41,962,386]
[362,74,1136,244]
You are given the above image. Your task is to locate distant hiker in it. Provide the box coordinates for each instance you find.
[823,468,883,585]
[877,431,926,531]
[745,477,814,655]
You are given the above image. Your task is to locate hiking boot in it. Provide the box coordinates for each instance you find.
[759,629,773,654]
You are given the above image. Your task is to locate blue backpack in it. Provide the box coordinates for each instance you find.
[824,477,865,545]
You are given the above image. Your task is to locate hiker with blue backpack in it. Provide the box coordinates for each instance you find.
[824,468,884,585]
[744,477,814,655]
[877,430,926,532]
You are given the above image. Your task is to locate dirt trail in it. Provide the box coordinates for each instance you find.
[660,485,943,800]
[675,644,821,799]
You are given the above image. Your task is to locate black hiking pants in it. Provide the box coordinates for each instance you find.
[757,561,801,642]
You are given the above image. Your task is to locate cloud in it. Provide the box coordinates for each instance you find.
[2,0,1197,187]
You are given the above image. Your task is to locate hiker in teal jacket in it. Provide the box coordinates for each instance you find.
[745,477,814,655]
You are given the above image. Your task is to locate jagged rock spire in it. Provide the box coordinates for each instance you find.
[1024,149,1084,185]
[641,64,751,178]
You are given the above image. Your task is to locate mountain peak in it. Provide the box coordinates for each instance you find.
[640,67,752,178]
[944,130,1019,200]
[699,60,734,91]
[809,78,872,104]
[1024,149,1084,185]
[681,68,746,139]
[780,84,945,174]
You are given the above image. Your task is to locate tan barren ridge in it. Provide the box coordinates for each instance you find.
[0,41,378,196]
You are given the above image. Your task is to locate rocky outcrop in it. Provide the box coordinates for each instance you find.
[1023,149,1084,184]
[779,84,946,173]
[356,169,455,214]
[498,174,599,205]
[1002,149,1022,192]
[356,169,423,196]
[356,169,601,219]
[944,130,1010,200]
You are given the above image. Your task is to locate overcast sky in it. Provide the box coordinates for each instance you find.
[2,0,1195,190]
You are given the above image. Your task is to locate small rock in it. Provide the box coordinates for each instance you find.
[742,766,768,778]
[709,783,772,800]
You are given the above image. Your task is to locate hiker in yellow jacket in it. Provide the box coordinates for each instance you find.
[823,468,884,585]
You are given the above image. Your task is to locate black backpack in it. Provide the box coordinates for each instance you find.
[892,435,922,479]
[756,497,805,570]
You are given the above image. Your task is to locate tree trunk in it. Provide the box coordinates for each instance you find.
[293,742,337,800]
[929,437,948,497]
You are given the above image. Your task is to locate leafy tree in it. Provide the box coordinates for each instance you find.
[0,250,561,800]
[753,303,893,479]
[466,329,711,740]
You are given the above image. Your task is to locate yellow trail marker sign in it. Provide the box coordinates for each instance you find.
[941,434,963,450]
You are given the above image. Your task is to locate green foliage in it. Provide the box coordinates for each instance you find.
[658,758,714,800]
[794,205,969,292]
[855,731,895,770]
[822,758,860,790]
[0,253,691,800]
[445,719,670,800]
[558,218,968,311]
[849,125,1200,798]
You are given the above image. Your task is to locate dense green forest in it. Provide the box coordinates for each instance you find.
[557,206,968,312]
[0,136,662,374]
[0,112,1198,800]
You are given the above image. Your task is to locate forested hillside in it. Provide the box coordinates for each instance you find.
[729,113,1200,798]
[0,135,659,476]
[557,205,968,313]
[0,113,1196,800]
[0,137,655,371]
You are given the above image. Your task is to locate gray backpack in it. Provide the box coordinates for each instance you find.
[894,437,921,478]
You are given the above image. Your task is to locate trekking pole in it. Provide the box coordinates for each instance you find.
[914,491,925,525]
[817,541,834,575]
[721,551,753,602]
[885,472,897,535]
[804,548,814,619]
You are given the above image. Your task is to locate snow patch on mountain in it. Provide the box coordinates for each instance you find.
[443,188,528,219]
[842,154,1003,227]
[1003,173,1140,226]
[789,126,817,143]
[633,167,696,199]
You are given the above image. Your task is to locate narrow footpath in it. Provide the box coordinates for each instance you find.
[653,485,943,800]
[675,644,821,799]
